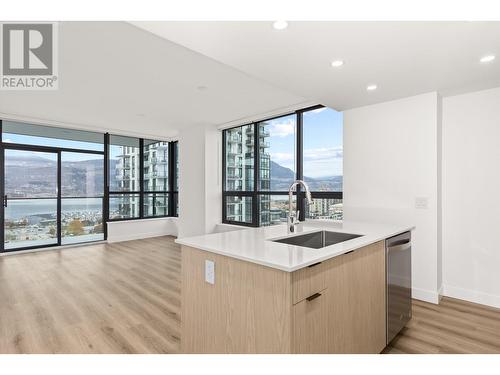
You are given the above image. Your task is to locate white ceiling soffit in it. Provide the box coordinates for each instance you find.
[132,21,500,111]
[0,22,308,138]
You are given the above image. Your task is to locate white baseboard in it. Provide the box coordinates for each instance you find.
[107,217,178,243]
[443,284,500,309]
[412,287,440,304]
[107,231,175,243]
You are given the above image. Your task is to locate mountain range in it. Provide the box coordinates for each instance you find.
[270,161,342,191]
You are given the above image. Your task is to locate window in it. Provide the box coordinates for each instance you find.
[1,121,105,251]
[302,107,343,220]
[225,196,253,224]
[109,135,140,192]
[107,136,178,221]
[224,124,254,191]
[109,194,140,219]
[2,121,104,152]
[258,114,296,191]
[0,119,179,253]
[303,108,343,192]
[61,152,104,244]
[143,140,169,218]
[222,105,343,226]
[173,141,179,216]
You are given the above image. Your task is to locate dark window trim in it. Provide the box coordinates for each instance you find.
[0,118,178,253]
[0,119,107,252]
[106,137,178,222]
[222,105,343,226]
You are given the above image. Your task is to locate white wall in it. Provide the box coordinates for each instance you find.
[107,217,178,243]
[177,123,221,238]
[442,87,500,308]
[343,92,441,303]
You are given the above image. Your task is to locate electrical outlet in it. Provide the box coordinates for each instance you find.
[205,260,215,285]
[415,197,429,209]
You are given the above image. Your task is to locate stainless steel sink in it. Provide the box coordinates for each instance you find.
[272,230,363,249]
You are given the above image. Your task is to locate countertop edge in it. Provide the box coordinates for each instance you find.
[175,225,414,272]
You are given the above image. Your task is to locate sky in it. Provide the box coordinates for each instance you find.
[3,109,344,177]
[265,107,343,178]
[3,134,104,161]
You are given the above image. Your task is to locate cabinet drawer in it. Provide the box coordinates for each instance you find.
[292,288,329,353]
[292,261,327,304]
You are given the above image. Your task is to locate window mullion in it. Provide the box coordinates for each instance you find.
[253,122,259,227]
[296,111,304,221]
[139,138,144,219]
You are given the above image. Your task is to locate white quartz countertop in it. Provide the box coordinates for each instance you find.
[175,220,415,272]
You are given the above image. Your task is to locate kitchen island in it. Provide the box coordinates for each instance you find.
[175,220,414,354]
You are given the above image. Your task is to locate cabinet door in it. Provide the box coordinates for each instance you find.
[327,241,386,353]
[292,261,327,304]
[292,288,329,353]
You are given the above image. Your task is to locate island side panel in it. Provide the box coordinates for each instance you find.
[181,245,292,353]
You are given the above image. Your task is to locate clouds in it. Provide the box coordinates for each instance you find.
[270,152,294,163]
[269,147,343,177]
[303,147,343,162]
[270,152,295,169]
[268,119,295,138]
[303,147,343,177]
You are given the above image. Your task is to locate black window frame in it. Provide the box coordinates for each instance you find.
[0,120,179,254]
[222,105,343,227]
[106,135,178,222]
[0,119,106,252]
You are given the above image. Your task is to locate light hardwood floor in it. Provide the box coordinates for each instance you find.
[384,297,500,354]
[0,236,181,353]
[1,235,499,354]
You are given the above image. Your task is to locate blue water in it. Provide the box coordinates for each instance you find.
[5,198,103,219]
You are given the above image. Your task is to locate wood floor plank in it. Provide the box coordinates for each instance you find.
[0,236,181,354]
[2,235,500,354]
[385,297,500,354]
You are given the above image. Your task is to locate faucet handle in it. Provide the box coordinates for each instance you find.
[295,210,300,222]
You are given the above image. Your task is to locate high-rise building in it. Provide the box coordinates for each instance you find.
[113,141,169,217]
[225,125,270,224]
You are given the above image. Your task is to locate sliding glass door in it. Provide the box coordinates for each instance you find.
[3,148,59,250]
[61,151,104,245]
[1,147,105,252]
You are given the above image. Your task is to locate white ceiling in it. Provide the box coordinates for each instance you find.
[2,21,500,138]
[0,22,308,138]
[133,21,500,111]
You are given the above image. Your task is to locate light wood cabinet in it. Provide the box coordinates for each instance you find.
[324,242,387,353]
[292,288,330,353]
[291,261,327,304]
[181,240,386,354]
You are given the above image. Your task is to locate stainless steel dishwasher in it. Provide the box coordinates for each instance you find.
[386,231,412,344]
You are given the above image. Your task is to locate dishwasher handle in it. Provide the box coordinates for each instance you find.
[387,240,411,252]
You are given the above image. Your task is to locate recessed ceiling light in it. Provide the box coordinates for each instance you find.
[273,20,288,30]
[480,55,495,63]
[136,113,145,117]
[366,84,377,91]
[331,60,344,68]
[196,85,208,91]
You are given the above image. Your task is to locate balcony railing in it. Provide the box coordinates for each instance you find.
[116,162,131,170]
[227,134,242,143]
[115,173,131,180]
[149,157,168,164]
[259,128,270,137]
[153,171,168,178]
[226,160,242,168]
